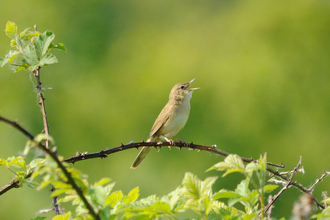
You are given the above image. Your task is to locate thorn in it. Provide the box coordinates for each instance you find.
[190,141,194,144]
[142,139,145,143]
[197,149,201,152]
[120,142,124,146]
[135,146,139,150]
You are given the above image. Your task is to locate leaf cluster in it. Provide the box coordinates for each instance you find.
[0,21,65,72]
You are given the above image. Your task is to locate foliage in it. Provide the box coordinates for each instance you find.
[0,21,327,220]
[0,21,65,73]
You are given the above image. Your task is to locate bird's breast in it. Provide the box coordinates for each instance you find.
[159,102,191,138]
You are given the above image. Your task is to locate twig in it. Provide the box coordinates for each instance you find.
[267,195,273,220]
[0,180,20,196]
[308,171,330,192]
[33,24,58,215]
[261,157,302,217]
[0,116,100,219]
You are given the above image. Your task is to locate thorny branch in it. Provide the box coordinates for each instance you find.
[0,115,329,214]
[0,116,100,220]
[261,157,303,217]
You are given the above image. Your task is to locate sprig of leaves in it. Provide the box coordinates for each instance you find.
[0,21,65,72]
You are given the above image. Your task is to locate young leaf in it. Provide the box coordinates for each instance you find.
[5,21,17,39]
[213,190,242,200]
[49,43,66,51]
[7,156,26,169]
[90,185,107,206]
[34,133,54,144]
[105,190,124,207]
[0,56,9,67]
[263,185,278,193]
[0,158,8,166]
[51,211,71,220]
[22,45,38,65]
[182,172,201,199]
[29,158,46,169]
[200,176,217,197]
[257,153,267,172]
[39,54,58,66]
[123,187,139,203]
[94,178,112,187]
[20,28,31,38]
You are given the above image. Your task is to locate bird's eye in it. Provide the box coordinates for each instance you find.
[180,85,185,89]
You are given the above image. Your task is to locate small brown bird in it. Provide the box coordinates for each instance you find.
[131,79,199,168]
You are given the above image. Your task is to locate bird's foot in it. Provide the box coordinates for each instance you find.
[173,136,189,147]
[168,139,175,146]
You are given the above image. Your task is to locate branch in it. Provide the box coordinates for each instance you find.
[0,116,100,220]
[0,115,328,212]
[261,157,302,217]
[0,180,20,196]
[308,171,330,192]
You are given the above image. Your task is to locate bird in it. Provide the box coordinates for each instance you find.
[130,79,199,168]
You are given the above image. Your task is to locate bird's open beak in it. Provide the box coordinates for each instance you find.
[188,78,200,91]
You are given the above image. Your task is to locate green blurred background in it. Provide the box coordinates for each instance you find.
[1,0,330,219]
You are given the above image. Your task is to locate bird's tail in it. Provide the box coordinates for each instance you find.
[130,137,155,169]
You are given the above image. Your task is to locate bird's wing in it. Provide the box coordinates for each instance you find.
[148,104,171,139]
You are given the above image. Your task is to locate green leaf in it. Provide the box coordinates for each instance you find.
[51,189,70,197]
[263,185,278,193]
[94,178,112,187]
[51,211,71,220]
[200,176,217,198]
[225,154,244,170]
[105,190,123,207]
[7,156,26,169]
[213,190,242,200]
[0,158,8,166]
[5,21,17,39]
[49,43,66,51]
[34,133,54,144]
[7,50,19,64]
[38,181,51,190]
[90,185,107,206]
[22,45,38,65]
[39,54,58,66]
[245,162,258,174]
[243,213,258,220]
[182,172,201,199]
[123,187,139,203]
[257,153,267,172]
[222,168,246,177]
[29,158,46,169]
[148,202,172,214]
[0,56,9,67]
[34,31,55,57]
[20,28,31,38]
[31,217,46,220]
[207,154,244,173]
[14,65,27,73]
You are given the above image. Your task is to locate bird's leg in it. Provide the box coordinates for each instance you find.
[172,136,189,147]
[160,135,175,148]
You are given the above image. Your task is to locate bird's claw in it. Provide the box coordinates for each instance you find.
[168,139,175,146]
